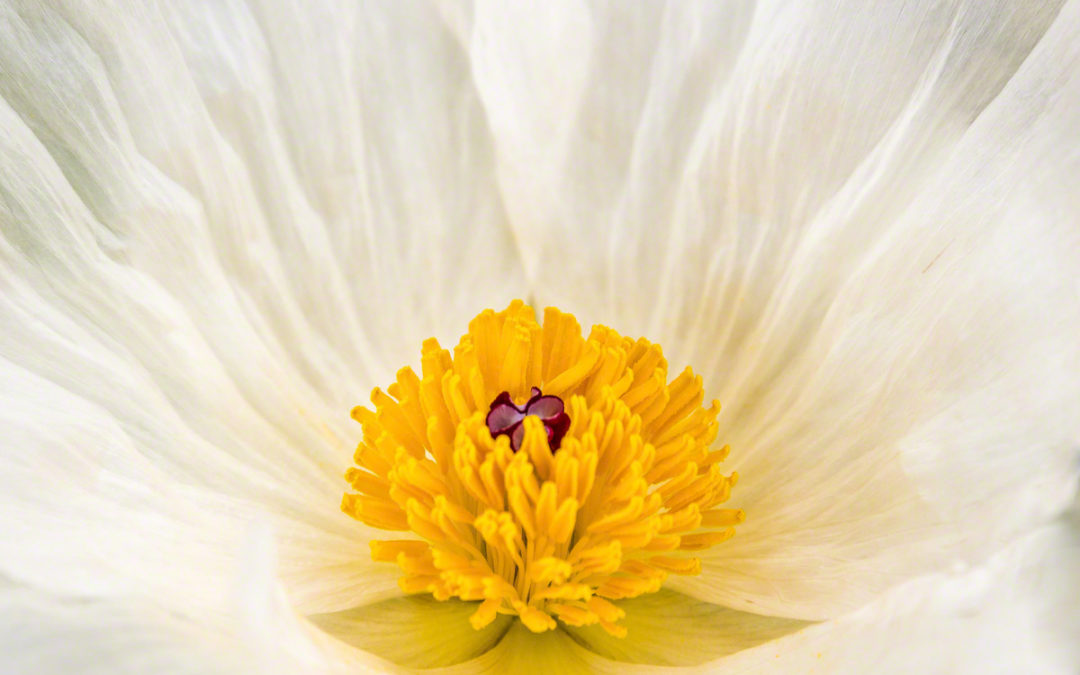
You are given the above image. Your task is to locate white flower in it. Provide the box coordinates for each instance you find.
[1,1,1079,673]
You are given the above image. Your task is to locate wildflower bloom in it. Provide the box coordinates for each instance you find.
[1,2,1080,674]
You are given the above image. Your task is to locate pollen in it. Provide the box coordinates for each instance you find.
[341,301,742,636]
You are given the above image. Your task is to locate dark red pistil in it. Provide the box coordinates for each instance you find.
[485,387,570,452]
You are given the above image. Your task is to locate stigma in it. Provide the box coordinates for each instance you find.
[341,301,743,636]
[486,388,570,452]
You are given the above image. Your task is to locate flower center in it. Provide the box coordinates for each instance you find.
[341,301,742,637]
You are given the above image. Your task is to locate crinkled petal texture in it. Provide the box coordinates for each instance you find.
[469,0,1080,616]
[0,1,1078,674]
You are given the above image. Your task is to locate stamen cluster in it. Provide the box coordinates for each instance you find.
[342,301,742,635]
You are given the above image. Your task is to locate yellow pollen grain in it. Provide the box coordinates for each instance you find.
[341,300,740,636]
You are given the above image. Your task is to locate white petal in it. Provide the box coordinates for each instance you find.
[673,0,1080,616]
[0,525,407,675]
[0,122,394,613]
[0,358,247,612]
[0,0,523,622]
[468,1,754,286]
[467,0,1080,615]
[468,1,1060,308]
[0,583,246,675]
[696,509,1080,674]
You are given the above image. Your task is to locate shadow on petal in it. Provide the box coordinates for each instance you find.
[563,589,812,666]
[432,623,606,675]
[307,595,512,669]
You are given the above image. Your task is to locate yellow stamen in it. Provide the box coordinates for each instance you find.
[341,301,740,636]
